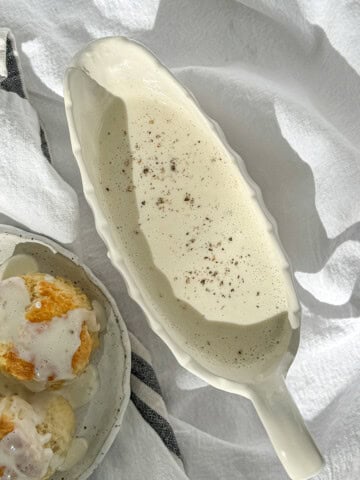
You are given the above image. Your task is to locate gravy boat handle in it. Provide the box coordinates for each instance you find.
[249,374,324,480]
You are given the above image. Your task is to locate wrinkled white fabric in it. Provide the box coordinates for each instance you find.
[0,29,79,243]
[0,88,79,243]
[1,0,359,479]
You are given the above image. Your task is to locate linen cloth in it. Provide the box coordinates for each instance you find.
[0,28,79,243]
[1,1,360,479]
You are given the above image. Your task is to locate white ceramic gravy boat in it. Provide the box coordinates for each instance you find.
[64,37,323,479]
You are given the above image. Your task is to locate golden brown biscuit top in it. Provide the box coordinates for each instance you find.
[22,274,91,323]
[0,274,97,385]
[0,414,14,440]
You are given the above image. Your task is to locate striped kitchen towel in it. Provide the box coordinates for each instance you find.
[0,28,78,243]
[129,333,183,465]
[0,28,183,467]
[0,28,50,161]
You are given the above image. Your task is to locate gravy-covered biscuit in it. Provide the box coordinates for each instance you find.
[0,274,99,390]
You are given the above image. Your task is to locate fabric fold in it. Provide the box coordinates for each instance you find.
[0,29,79,244]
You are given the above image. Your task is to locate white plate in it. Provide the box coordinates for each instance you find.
[0,224,131,480]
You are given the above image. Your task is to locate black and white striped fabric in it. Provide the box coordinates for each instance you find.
[129,333,183,465]
[0,28,51,162]
[0,28,182,466]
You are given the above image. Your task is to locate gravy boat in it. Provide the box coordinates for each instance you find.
[64,37,324,479]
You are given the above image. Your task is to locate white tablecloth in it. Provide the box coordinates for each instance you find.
[1,1,360,479]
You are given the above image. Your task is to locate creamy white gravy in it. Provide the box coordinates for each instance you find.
[96,93,292,382]
[58,438,89,472]
[60,364,99,409]
[0,254,38,281]
[0,396,52,480]
[0,277,93,382]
